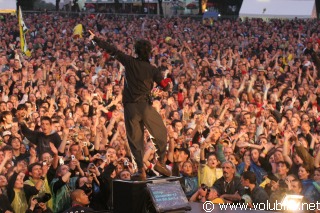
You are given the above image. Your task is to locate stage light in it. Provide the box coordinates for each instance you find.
[281,194,304,211]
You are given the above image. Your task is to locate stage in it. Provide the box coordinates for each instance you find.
[100,202,272,213]
[111,177,277,213]
[188,202,271,213]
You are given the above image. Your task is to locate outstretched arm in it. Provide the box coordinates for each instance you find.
[89,30,118,56]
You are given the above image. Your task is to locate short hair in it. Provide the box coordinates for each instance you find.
[71,189,83,202]
[276,161,290,169]
[118,169,131,179]
[0,111,11,122]
[28,162,42,173]
[40,116,52,124]
[221,161,236,170]
[300,120,310,127]
[171,119,182,128]
[17,104,28,111]
[1,145,13,152]
[291,179,302,189]
[1,111,11,117]
[179,148,190,159]
[299,164,313,176]
[242,171,257,184]
[206,152,218,160]
[7,136,21,146]
[134,39,152,61]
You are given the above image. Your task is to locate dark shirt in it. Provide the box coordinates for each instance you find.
[304,48,314,56]
[311,51,320,79]
[12,152,30,165]
[93,37,165,104]
[20,123,61,157]
[192,127,210,145]
[213,176,245,198]
[247,185,269,205]
[0,194,14,213]
[63,205,94,213]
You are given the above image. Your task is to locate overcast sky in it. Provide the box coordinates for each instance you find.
[44,0,56,3]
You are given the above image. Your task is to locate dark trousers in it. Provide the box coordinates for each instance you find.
[124,102,167,169]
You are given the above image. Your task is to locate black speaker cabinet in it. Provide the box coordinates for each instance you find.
[112,177,191,213]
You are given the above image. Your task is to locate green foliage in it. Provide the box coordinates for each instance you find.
[20,0,55,10]
[33,0,55,10]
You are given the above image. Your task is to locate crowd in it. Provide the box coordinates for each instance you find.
[0,12,320,213]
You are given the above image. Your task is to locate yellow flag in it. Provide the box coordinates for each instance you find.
[73,24,83,39]
[18,7,30,57]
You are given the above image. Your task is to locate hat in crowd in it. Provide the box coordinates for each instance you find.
[257,66,266,73]
[304,61,311,67]
[82,101,90,106]
[187,122,196,130]
[2,131,11,137]
[194,110,203,115]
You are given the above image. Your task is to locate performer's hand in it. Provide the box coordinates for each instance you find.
[88,30,95,41]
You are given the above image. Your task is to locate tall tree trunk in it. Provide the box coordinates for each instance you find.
[198,0,202,14]
[19,0,35,10]
[158,0,163,16]
[56,0,60,11]
[141,0,145,13]
[115,0,120,13]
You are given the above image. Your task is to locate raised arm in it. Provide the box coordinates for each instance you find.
[90,31,118,56]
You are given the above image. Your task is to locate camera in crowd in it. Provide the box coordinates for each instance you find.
[123,159,129,167]
[33,193,52,203]
[201,184,211,194]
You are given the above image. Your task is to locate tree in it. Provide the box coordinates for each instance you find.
[18,0,35,10]
[158,0,164,16]
[214,0,243,16]
[198,0,201,14]
[141,0,145,14]
[114,0,121,13]
[56,0,60,11]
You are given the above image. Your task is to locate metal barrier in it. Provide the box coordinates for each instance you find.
[21,10,240,20]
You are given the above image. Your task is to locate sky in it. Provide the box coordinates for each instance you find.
[44,0,56,4]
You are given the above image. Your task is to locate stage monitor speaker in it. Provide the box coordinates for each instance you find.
[146,180,191,213]
[112,177,190,213]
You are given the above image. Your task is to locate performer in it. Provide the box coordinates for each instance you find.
[89,31,172,181]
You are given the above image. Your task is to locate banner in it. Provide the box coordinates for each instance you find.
[18,7,30,57]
